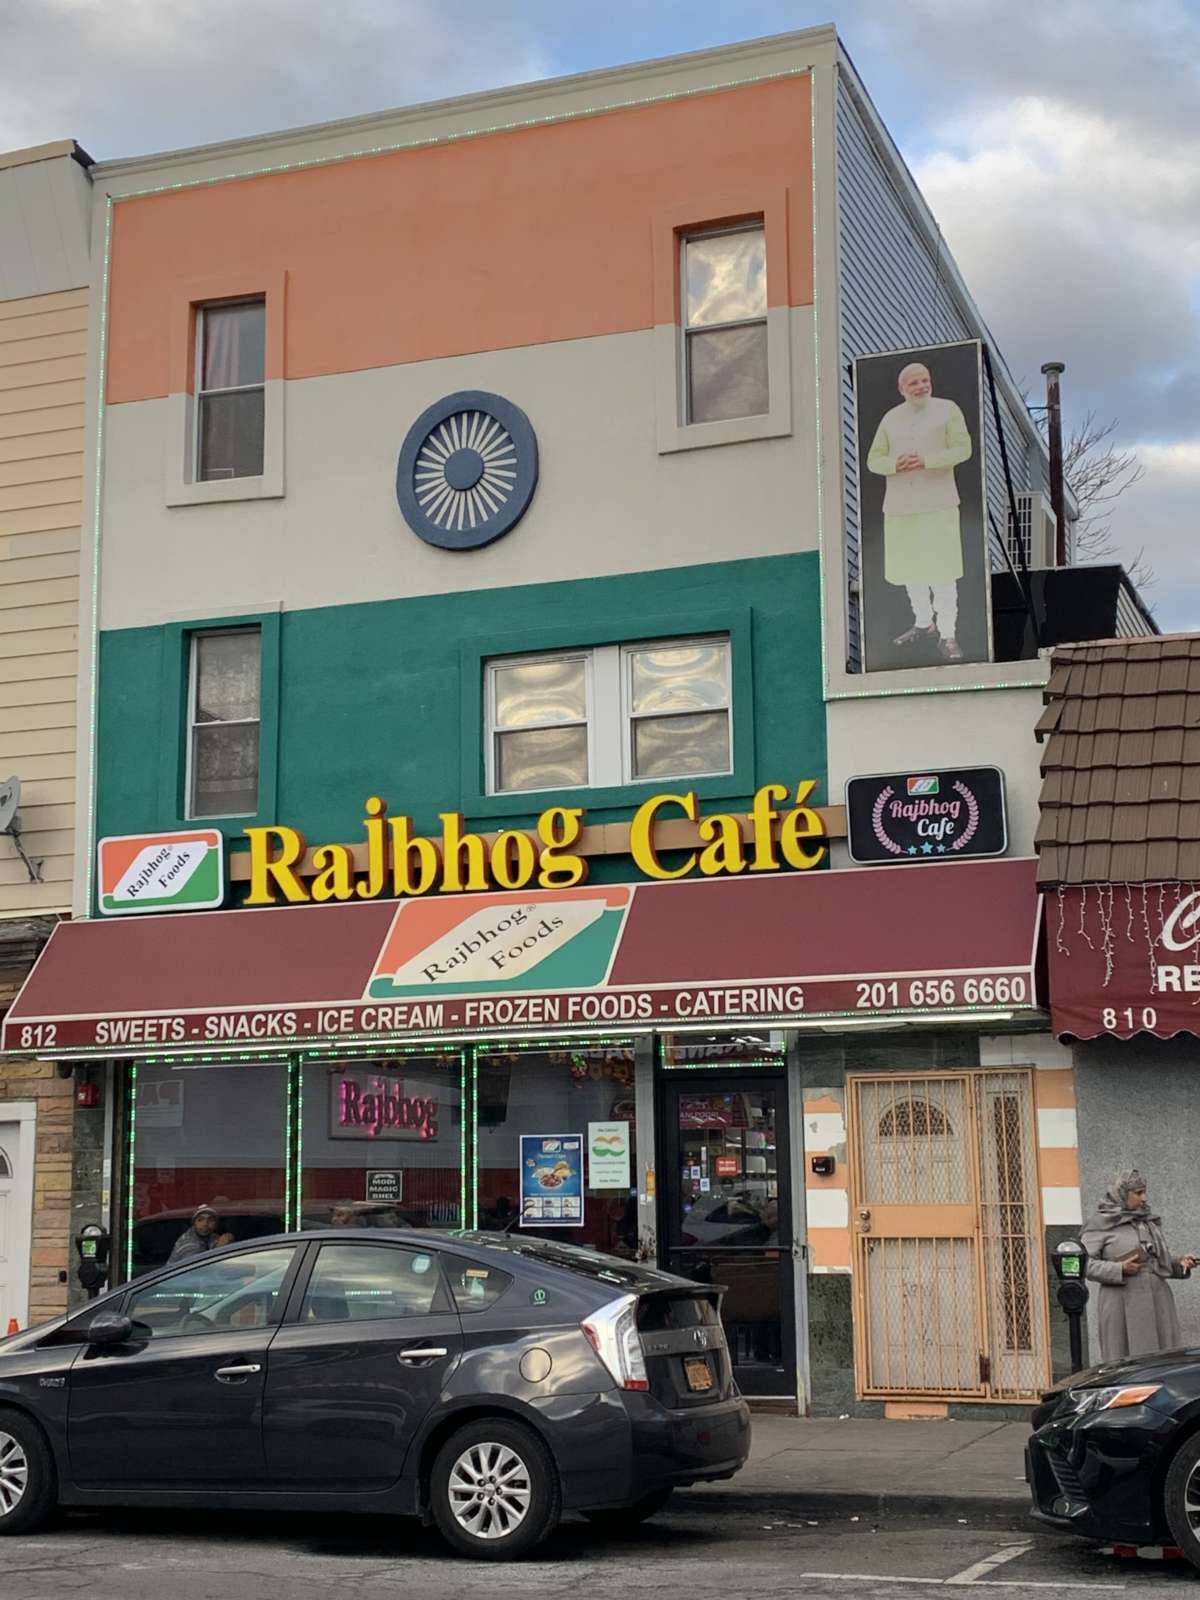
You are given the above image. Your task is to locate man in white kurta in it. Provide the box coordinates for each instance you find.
[866,363,973,661]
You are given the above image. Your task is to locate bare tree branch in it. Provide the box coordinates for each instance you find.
[1032,406,1153,588]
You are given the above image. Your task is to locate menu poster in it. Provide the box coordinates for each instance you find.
[588,1121,631,1190]
[520,1134,584,1227]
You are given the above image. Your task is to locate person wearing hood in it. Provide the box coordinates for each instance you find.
[1081,1170,1199,1361]
[167,1204,234,1264]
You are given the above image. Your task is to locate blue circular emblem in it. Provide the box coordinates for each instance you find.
[396,391,538,550]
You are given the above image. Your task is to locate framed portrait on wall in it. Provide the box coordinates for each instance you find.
[853,339,991,673]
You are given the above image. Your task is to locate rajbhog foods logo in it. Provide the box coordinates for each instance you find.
[98,830,225,915]
[367,886,631,999]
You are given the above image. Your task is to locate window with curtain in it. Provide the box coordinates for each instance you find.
[196,299,266,481]
[186,627,261,818]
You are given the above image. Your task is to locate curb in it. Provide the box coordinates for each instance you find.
[678,1486,1034,1523]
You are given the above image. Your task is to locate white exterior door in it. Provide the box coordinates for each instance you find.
[0,1105,35,1334]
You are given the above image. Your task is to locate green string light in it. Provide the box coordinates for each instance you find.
[125,1061,138,1281]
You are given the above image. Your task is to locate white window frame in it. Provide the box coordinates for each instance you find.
[485,648,595,798]
[485,635,732,796]
[621,636,733,785]
[679,222,769,428]
[185,626,262,821]
[193,298,267,484]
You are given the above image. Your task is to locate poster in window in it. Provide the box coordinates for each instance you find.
[520,1134,584,1227]
[587,1122,631,1190]
[854,340,991,673]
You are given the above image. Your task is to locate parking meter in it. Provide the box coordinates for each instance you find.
[1052,1239,1089,1373]
[75,1224,110,1300]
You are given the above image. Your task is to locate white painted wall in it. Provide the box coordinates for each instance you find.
[0,1104,36,1333]
[99,313,819,631]
[825,680,1049,862]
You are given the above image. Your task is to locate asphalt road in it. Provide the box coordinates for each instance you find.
[2,1496,1197,1600]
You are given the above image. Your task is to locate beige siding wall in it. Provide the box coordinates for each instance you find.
[0,285,84,914]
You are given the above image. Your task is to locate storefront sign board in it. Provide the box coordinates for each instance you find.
[520,1134,583,1226]
[587,1121,631,1189]
[1049,882,1200,1040]
[98,830,224,915]
[366,1170,403,1204]
[846,767,1007,864]
[3,859,1043,1054]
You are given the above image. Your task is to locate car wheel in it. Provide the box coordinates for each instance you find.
[1165,1431,1200,1567]
[430,1418,561,1560]
[583,1486,675,1528]
[0,1411,56,1536]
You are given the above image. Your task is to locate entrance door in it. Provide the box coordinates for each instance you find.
[660,1076,795,1398]
[0,1112,33,1335]
[849,1071,1049,1402]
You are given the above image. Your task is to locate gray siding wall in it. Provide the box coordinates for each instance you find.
[835,72,1037,671]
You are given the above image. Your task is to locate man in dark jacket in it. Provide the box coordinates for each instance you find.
[168,1204,232,1263]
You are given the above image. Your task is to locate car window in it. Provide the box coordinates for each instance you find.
[299,1243,446,1324]
[444,1258,513,1313]
[127,1247,296,1339]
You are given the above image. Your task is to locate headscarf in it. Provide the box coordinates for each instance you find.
[1091,1169,1173,1275]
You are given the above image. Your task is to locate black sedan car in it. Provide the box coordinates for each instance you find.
[0,1229,750,1559]
[1028,1348,1200,1566]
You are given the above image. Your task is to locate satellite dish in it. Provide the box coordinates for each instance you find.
[0,776,19,835]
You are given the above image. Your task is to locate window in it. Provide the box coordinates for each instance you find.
[127,1246,296,1339]
[300,1243,446,1323]
[187,628,261,818]
[683,225,767,425]
[445,1259,513,1314]
[195,299,265,481]
[486,635,731,794]
[0,1151,10,1177]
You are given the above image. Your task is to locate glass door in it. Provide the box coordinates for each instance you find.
[659,1074,795,1397]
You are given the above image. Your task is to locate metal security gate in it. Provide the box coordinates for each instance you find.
[849,1071,1049,1402]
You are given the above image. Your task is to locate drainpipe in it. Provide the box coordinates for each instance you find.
[1041,361,1067,566]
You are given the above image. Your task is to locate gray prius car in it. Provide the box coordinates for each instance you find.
[0,1229,751,1559]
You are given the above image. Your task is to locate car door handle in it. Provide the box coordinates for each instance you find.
[214,1363,262,1382]
[396,1347,448,1363]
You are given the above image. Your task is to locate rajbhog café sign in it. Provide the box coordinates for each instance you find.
[241,781,826,906]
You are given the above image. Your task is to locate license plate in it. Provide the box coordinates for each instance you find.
[684,1356,713,1392]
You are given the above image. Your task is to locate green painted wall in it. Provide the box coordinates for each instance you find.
[96,554,826,890]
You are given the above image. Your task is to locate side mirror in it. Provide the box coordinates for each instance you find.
[86,1313,133,1347]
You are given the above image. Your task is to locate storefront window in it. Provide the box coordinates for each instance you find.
[475,1044,637,1254]
[300,1053,464,1230]
[128,1061,289,1279]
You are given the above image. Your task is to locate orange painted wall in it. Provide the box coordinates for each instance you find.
[106,77,814,404]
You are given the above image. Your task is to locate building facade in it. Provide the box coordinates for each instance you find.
[2,32,1152,1407]
[0,141,94,1333]
[1037,636,1200,1360]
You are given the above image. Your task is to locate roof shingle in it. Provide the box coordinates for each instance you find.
[1037,636,1200,887]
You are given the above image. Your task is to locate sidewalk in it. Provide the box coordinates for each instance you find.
[686,1416,1032,1520]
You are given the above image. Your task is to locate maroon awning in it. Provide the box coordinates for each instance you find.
[1049,881,1200,1040]
[3,858,1043,1054]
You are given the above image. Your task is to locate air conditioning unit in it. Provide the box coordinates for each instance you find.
[1007,491,1058,570]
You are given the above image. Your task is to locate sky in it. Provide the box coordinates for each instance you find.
[5,0,1199,626]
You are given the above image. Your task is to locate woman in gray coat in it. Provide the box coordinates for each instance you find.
[1081,1170,1198,1362]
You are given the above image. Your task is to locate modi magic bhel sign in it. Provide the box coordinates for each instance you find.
[98,830,225,915]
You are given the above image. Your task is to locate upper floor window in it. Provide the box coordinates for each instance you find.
[187,628,261,819]
[683,224,768,425]
[486,636,732,795]
[196,299,265,481]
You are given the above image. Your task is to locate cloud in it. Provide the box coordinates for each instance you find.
[0,0,557,159]
[856,0,1200,616]
[1111,443,1200,628]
